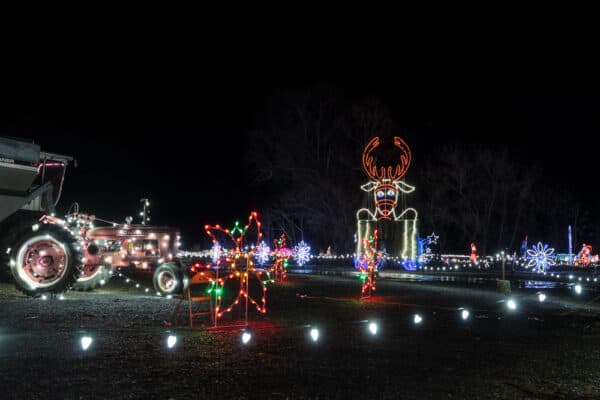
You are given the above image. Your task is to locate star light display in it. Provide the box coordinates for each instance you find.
[293,241,311,266]
[356,136,418,261]
[271,234,292,282]
[526,242,556,273]
[427,232,439,246]
[204,212,272,327]
[419,232,439,263]
[355,229,383,298]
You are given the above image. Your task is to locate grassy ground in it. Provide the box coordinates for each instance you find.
[1,273,600,399]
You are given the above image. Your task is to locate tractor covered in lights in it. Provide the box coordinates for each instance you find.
[45,213,185,295]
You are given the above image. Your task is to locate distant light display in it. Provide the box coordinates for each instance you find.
[255,241,271,265]
[355,229,382,298]
[526,242,555,272]
[293,241,311,266]
[272,234,292,282]
[577,244,592,267]
[427,232,439,246]
[470,243,477,262]
[211,242,222,263]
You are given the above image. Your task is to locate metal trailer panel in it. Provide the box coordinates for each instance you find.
[0,137,40,164]
[0,182,55,223]
[0,161,39,192]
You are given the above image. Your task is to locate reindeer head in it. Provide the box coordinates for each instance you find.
[360,136,414,220]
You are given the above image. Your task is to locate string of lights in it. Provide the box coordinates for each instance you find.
[355,229,382,298]
[204,212,271,327]
[271,234,292,282]
[67,285,597,355]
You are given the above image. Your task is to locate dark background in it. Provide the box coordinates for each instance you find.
[2,3,599,251]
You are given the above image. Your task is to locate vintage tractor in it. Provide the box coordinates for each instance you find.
[1,136,187,296]
[47,211,187,295]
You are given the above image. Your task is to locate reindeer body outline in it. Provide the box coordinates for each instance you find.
[356,136,419,260]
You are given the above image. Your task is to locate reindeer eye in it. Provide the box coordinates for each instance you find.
[376,190,385,199]
[387,189,395,197]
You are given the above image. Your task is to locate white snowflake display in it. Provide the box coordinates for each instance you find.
[255,241,271,265]
[526,242,556,272]
[293,241,311,266]
[211,242,222,263]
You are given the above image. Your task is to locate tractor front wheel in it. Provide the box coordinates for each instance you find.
[152,263,186,296]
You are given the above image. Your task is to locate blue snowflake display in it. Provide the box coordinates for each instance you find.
[526,242,556,272]
[402,259,418,271]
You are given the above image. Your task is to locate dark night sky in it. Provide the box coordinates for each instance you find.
[3,4,599,246]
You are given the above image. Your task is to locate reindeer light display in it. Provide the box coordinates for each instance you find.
[356,136,418,261]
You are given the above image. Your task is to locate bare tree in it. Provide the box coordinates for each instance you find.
[246,89,587,256]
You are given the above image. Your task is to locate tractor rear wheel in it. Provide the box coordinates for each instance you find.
[152,262,187,296]
[1,220,39,283]
[9,224,82,297]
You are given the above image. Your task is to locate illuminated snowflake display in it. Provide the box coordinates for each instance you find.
[293,241,311,266]
[211,242,221,263]
[526,242,556,272]
[255,241,271,265]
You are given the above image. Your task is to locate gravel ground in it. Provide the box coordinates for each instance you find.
[1,272,600,399]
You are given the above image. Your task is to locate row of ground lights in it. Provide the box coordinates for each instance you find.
[76,298,549,352]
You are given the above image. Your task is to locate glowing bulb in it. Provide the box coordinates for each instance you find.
[368,322,378,335]
[241,331,252,344]
[41,295,47,300]
[167,335,177,349]
[310,328,320,342]
[575,284,582,294]
[413,314,422,324]
[507,299,517,310]
[461,309,470,320]
[80,336,93,351]
[537,293,546,302]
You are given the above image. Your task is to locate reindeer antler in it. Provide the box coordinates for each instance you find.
[362,136,412,181]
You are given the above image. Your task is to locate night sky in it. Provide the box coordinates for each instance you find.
[3,4,599,247]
